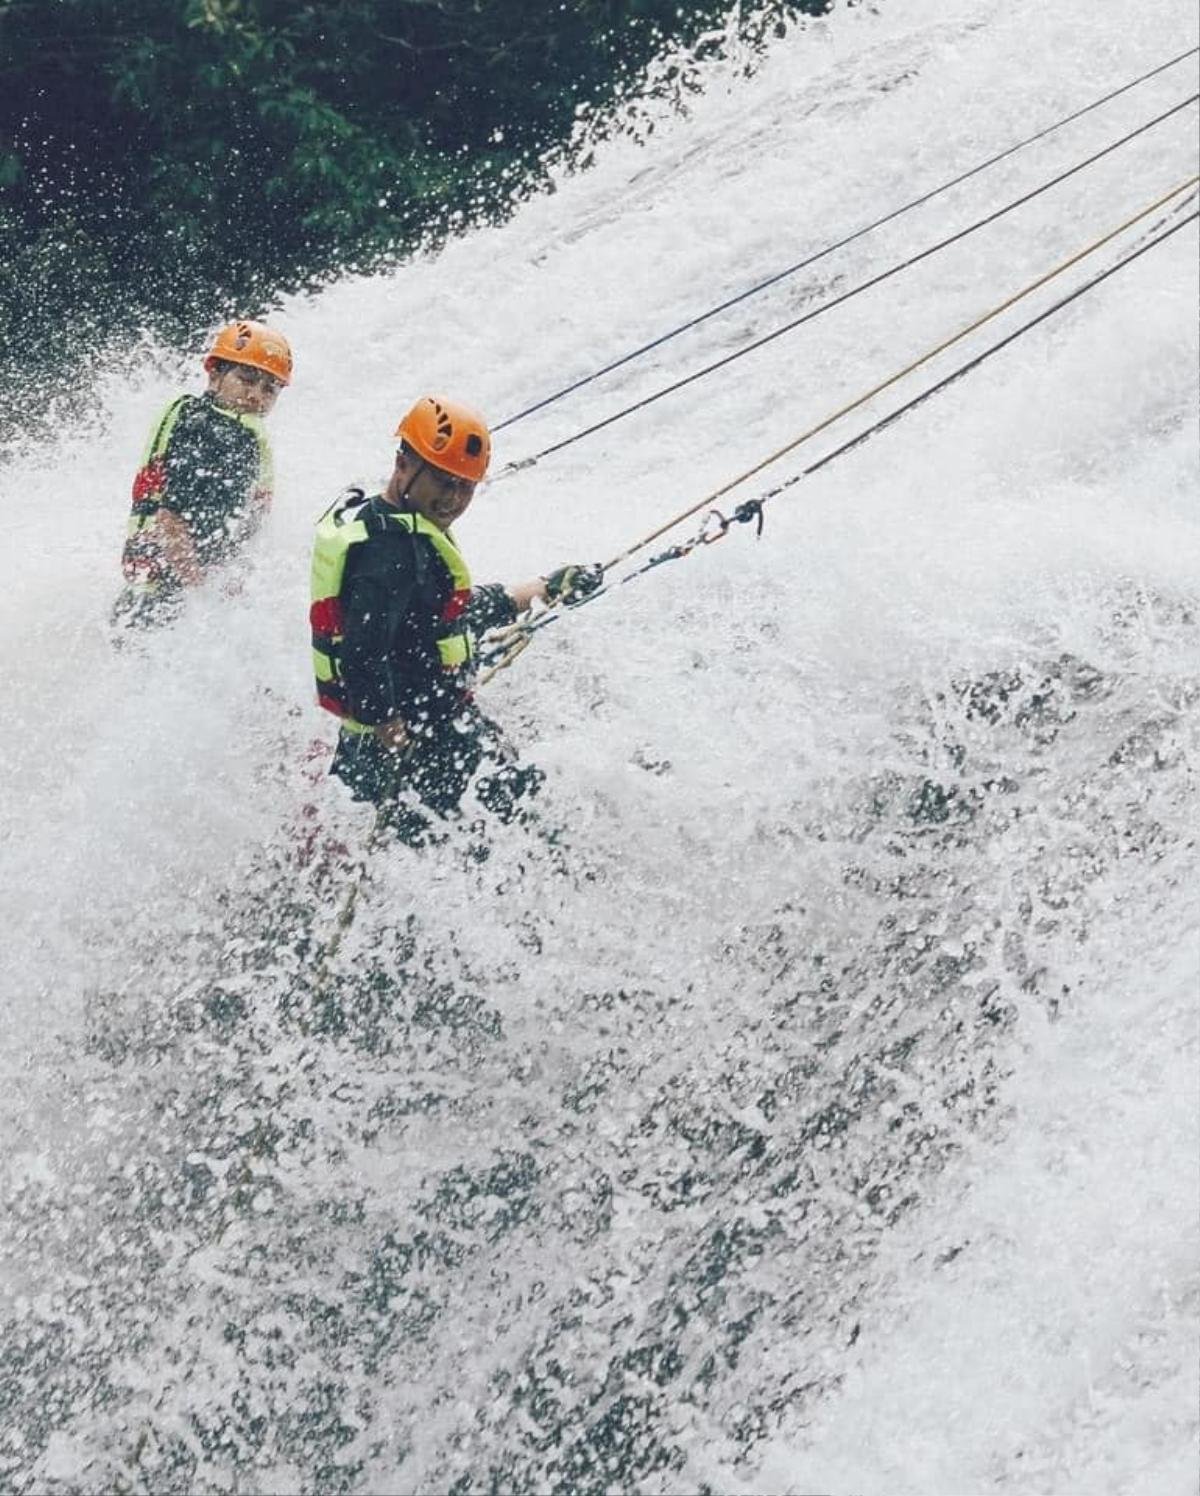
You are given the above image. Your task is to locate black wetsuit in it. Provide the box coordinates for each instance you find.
[115,393,270,628]
[328,494,542,825]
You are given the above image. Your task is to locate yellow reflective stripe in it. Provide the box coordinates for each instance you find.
[139,396,189,465]
[241,412,272,497]
[388,511,471,591]
[141,396,270,471]
[423,524,471,593]
[311,498,378,734]
[311,497,476,733]
[311,512,369,611]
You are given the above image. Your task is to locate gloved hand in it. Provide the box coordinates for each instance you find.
[543,563,605,607]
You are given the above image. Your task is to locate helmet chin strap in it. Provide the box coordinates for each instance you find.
[393,452,469,529]
[395,454,427,507]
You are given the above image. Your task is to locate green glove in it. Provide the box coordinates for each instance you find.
[543,563,604,606]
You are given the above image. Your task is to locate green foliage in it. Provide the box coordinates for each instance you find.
[0,0,832,447]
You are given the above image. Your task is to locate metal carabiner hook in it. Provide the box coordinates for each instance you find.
[699,508,732,545]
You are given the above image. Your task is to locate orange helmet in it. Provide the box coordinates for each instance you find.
[204,319,293,386]
[394,395,491,482]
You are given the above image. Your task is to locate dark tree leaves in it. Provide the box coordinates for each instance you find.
[0,0,832,447]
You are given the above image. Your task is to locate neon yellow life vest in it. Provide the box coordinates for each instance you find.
[123,395,273,592]
[310,492,473,734]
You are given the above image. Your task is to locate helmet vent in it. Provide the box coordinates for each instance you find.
[393,395,489,478]
[431,401,453,451]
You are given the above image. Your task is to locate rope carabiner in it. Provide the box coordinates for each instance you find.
[483,176,1195,686]
[699,509,731,544]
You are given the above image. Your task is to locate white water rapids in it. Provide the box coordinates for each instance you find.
[2,0,1198,1491]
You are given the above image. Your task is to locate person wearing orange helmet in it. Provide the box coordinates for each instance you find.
[112,318,293,628]
[310,394,602,838]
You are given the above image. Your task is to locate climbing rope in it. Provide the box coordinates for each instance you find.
[491,46,1198,436]
[309,834,375,1002]
[490,92,1198,480]
[310,73,1198,981]
[312,196,1197,990]
[477,176,1198,683]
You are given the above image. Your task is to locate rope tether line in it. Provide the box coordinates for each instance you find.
[309,199,1197,996]
[776,205,1200,493]
[311,202,1196,991]
[477,176,1198,683]
[639,202,1200,568]
[491,46,1199,436]
[310,838,374,999]
[491,93,1197,480]
[602,202,1200,603]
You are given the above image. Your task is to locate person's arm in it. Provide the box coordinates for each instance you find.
[126,400,207,586]
[466,566,603,633]
[151,508,203,585]
[507,577,549,614]
[465,582,524,635]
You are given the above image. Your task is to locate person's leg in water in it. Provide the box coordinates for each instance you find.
[330,708,547,850]
[329,729,400,803]
[330,713,484,846]
[109,580,185,641]
[405,711,486,817]
[395,708,548,849]
[462,712,559,874]
[328,730,428,843]
[473,735,546,824]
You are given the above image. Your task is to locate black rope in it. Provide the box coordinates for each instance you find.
[791,206,1199,487]
[492,46,1199,436]
[480,204,1197,674]
[479,490,766,666]
[499,93,1197,473]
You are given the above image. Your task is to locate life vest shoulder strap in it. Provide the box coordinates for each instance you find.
[139,395,192,467]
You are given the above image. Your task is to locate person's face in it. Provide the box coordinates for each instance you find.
[388,450,477,530]
[209,361,284,416]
